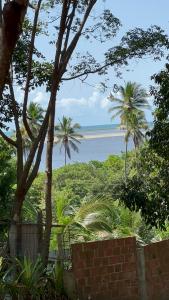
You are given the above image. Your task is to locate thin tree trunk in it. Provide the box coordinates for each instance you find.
[42,100,56,265]
[65,145,67,166]
[125,140,128,186]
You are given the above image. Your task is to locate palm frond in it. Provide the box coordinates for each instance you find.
[69,140,79,153]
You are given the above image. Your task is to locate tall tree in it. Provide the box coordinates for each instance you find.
[108,82,149,181]
[55,116,82,165]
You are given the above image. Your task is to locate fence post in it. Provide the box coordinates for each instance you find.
[57,233,64,266]
[37,211,43,256]
[137,246,148,300]
[8,223,17,257]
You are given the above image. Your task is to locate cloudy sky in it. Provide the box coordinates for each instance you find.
[22,0,169,126]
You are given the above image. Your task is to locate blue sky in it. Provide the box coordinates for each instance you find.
[29,0,169,126]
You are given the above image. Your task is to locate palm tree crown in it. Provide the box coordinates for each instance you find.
[27,102,45,136]
[108,82,149,146]
[19,102,45,160]
[55,116,83,165]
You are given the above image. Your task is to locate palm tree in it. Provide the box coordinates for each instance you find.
[19,102,45,160]
[108,82,150,182]
[54,192,154,244]
[55,116,83,165]
[27,101,45,136]
[125,111,148,149]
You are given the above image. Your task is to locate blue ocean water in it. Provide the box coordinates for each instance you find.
[40,136,134,171]
[40,124,134,170]
[6,123,150,170]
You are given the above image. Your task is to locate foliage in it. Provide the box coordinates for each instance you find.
[28,151,169,243]
[52,156,124,206]
[27,102,45,136]
[149,63,169,159]
[23,172,46,222]
[108,81,149,147]
[0,256,66,299]
[117,143,169,229]
[0,138,16,222]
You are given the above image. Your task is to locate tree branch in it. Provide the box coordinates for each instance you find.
[61,0,97,72]
[25,126,47,194]
[0,128,17,147]
[9,80,24,181]
[22,0,42,141]
[62,62,111,81]
[61,0,77,59]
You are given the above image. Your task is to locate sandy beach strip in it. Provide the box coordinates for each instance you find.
[54,131,125,142]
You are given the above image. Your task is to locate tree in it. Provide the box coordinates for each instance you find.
[108,82,149,181]
[149,63,169,159]
[18,101,45,160]
[0,0,28,96]
[0,0,169,263]
[125,111,148,149]
[55,116,82,165]
[116,143,169,229]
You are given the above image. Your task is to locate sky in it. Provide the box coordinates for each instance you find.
[25,0,169,126]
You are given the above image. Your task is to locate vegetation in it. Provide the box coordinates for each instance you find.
[0,138,15,223]
[0,256,65,299]
[19,102,45,160]
[149,63,169,159]
[24,152,169,246]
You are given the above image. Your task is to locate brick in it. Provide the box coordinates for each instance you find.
[125,237,136,246]
[108,255,122,265]
[112,247,121,255]
[123,262,136,272]
[104,247,113,256]
[114,263,122,273]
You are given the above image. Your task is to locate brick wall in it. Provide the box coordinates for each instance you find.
[72,237,140,300]
[144,239,169,300]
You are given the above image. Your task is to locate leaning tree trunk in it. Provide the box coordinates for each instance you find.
[42,100,56,265]
[0,0,28,96]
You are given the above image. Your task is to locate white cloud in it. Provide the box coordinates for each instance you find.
[100,97,110,109]
[58,88,108,110]
[58,97,87,108]
[88,90,100,107]
[32,91,47,105]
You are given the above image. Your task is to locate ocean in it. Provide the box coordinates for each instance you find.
[39,124,134,170]
[7,123,148,170]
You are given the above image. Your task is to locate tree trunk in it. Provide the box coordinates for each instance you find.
[0,0,28,95]
[42,100,56,265]
[9,191,25,259]
[125,140,128,186]
[65,145,67,166]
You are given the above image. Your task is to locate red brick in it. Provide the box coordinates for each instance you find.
[104,247,113,256]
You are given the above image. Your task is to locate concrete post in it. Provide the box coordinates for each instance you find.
[137,246,148,300]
